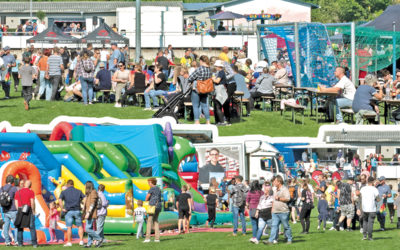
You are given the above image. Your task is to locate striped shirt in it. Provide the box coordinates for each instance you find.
[47,55,63,76]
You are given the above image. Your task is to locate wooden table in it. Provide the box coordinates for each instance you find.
[274,84,293,99]
[313,90,339,123]
[383,99,400,124]
[233,91,244,121]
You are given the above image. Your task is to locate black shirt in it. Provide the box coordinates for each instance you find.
[156,56,169,70]
[61,51,70,69]
[154,72,168,91]
[96,69,112,90]
[177,192,191,210]
[207,193,218,207]
[59,186,85,211]
[133,72,146,91]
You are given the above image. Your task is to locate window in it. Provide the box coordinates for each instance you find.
[260,157,276,173]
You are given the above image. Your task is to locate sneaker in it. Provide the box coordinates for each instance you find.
[317,226,320,230]
[64,242,73,247]
[154,240,160,243]
[79,241,84,246]
[33,245,38,248]
[143,239,151,243]
[144,107,152,111]
[339,227,344,231]
[262,240,272,245]
[89,102,93,105]
[5,242,11,246]
[114,103,121,108]
[379,228,385,231]
[58,86,65,92]
[368,238,374,241]
[249,238,256,243]
[152,106,160,111]
[253,239,259,244]
[292,221,297,224]
[95,239,103,248]
[323,228,326,231]
[362,236,367,240]
[360,228,363,233]
[36,95,41,100]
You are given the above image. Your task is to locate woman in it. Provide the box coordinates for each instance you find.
[187,55,211,124]
[121,64,146,106]
[37,49,51,100]
[288,179,298,224]
[82,181,102,247]
[112,62,130,107]
[68,50,78,84]
[76,51,95,105]
[352,154,361,176]
[246,180,263,243]
[252,183,273,244]
[144,178,162,243]
[212,60,229,125]
[233,65,250,115]
[300,182,313,234]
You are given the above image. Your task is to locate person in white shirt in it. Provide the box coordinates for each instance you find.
[133,200,147,239]
[320,67,356,123]
[360,176,380,241]
[100,47,110,68]
[37,21,46,33]
[275,60,289,85]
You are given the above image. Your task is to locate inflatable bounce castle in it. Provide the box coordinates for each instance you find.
[0,121,232,244]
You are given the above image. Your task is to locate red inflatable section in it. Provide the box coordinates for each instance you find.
[49,122,74,141]
[311,170,323,185]
[179,172,199,190]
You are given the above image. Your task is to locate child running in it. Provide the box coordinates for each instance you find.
[133,200,147,239]
[48,201,60,242]
[317,194,329,230]
[205,187,219,228]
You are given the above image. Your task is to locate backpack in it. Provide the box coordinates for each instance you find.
[0,185,12,207]
[233,184,246,207]
[82,59,94,73]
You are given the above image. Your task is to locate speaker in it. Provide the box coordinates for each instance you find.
[1,16,6,25]
[92,16,98,26]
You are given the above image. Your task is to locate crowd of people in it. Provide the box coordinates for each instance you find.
[0,175,165,247]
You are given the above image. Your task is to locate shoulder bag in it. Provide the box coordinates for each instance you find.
[197,78,214,94]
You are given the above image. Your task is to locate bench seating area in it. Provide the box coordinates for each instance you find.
[281,102,306,125]
[341,108,354,124]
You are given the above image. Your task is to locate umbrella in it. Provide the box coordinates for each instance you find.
[209,11,246,20]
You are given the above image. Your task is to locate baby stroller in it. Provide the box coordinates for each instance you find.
[153,85,192,123]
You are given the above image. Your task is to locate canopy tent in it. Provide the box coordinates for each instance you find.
[81,22,129,45]
[26,23,79,44]
[363,5,400,31]
[209,11,246,20]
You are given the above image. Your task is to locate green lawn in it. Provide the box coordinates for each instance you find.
[0,86,326,137]
[29,213,399,250]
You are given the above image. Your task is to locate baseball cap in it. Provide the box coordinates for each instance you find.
[3,46,10,51]
[111,42,117,46]
[378,176,385,181]
[99,62,105,68]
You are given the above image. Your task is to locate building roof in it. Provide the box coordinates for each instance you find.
[0,1,182,13]
[182,2,223,11]
[197,0,319,12]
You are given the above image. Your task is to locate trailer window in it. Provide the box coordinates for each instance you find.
[260,158,276,173]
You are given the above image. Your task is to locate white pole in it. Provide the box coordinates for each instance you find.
[135,0,141,63]
[351,22,356,86]
[294,22,301,87]
[30,0,32,21]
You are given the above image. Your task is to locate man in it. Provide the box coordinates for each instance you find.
[376,176,391,231]
[249,67,276,109]
[320,67,356,124]
[60,47,70,86]
[180,50,192,68]
[199,148,225,189]
[337,179,354,231]
[37,21,46,33]
[275,60,289,85]
[231,175,247,236]
[94,62,112,101]
[1,175,18,246]
[109,42,122,73]
[217,21,226,32]
[219,46,230,63]
[47,47,64,100]
[352,74,383,124]
[96,184,108,244]
[59,179,85,247]
[167,44,175,61]
[24,21,34,35]
[1,46,16,99]
[302,150,308,163]
[360,176,380,240]
[155,50,169,77]
[14,180,37,248]
[315,174,326,199]
[123,45,130,68]
[264,175,292,245]
[81,43,94,58]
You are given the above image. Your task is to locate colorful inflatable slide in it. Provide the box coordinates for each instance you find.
[0,122,232,243]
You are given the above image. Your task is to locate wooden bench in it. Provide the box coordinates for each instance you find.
[183,102,193,121]
[282,102,306,125]
[363,113,378,124]
[261,96,274,111]
[341,108,354,124]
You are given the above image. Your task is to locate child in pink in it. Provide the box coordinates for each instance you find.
[48,201,60,242]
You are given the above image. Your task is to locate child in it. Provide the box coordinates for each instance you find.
[48,201,60,242]
[134,200,147,239]
[205,187,218,228]
[317,193,329,230]
[176,185,192,234]
[18,56,37,110]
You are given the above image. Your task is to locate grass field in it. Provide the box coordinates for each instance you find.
[0,86,325,137]
[18,213,400,250]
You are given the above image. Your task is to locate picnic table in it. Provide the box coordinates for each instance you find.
[274,84,293,99]
[313,90,338,123]
[294,87,317,116]
[383,99,400,124]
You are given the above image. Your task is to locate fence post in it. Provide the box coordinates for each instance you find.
[351,22,356,86]
[294,22,301,88]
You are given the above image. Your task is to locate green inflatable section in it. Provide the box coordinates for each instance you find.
[104,211,179,234]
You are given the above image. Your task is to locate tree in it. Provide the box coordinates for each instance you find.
[36,10,46,21]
